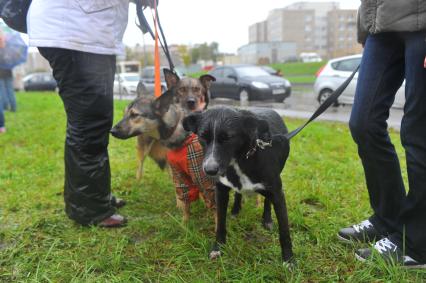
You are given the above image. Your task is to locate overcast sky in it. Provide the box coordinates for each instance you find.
[124,0,360,54]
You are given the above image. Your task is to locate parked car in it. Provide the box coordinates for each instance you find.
[23,72,57,91]
[300,52,322,63]
[208,64,291,103]
[314,54,405,108]
[137,66,168,96]
[113,72,140,96]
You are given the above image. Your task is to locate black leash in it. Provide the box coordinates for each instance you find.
[246,64,360,158]
[284,64,360,140]
[135,0,175,72]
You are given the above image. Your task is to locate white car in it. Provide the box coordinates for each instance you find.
[313,54,405,108]
[113,73,140,96]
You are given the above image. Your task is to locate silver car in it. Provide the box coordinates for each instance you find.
[313,54,405,108]
[114,73,140,96]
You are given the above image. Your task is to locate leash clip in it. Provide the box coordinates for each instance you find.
[246,139,272,159]
[256,139,272,149]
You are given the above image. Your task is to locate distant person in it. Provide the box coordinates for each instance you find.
[0,68,17,112]
[0,29,6,133]
[0,79,4,132]
[338,1,426,268]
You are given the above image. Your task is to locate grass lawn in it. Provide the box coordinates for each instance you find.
[1,93,424,282]
[270,62,325,85]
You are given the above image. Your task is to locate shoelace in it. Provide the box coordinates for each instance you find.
[353,220,372,233]
[375,238,398,254]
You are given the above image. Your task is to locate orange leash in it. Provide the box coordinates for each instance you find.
[153,0,161,97]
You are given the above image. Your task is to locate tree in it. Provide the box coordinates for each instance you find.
[190,42,220,64]
[177,45,191,67]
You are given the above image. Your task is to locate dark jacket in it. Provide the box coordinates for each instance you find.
[0,69,12,78]
[357,0,426,44]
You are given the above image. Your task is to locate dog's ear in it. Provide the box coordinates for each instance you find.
[164,69,180,90]
[183,112,202,134]
[199,74,216,90]
[243,116,271,141]
[199,75,215,110]
[152,89,174,116]
[256,119,271,141]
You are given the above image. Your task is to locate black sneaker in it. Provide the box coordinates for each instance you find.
[355,237,426,269]
[338,219,383,243]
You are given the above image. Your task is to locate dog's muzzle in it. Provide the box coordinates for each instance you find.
[186,98,196,110]
[203,157,220,176]
[110,126,130,139]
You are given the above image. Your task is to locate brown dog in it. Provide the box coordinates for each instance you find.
[117,95,169,181]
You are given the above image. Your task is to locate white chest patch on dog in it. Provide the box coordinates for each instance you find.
[219,160,265,195]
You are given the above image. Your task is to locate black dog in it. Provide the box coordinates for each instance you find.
[183,106,293,263]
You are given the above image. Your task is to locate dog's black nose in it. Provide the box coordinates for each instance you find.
[203,160,219,176]
[187,99,196,109]
[110,127,125,139]
[110,127,117,136]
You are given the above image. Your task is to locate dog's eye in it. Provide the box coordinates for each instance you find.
[178,87,188,94]
[192,87,201,92]
[130,113,139,119]
[218,133,231,143]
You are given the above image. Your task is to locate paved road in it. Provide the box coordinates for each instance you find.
[115,85,403,131]
[209,85,403,131]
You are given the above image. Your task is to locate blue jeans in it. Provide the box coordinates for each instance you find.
[349,32,426,262]
[0,77,17,111]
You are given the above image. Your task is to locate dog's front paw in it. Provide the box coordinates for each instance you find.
[209,250,221,260]
[282,255,295,271]
[282,260,296,271]
[262,221,273,231]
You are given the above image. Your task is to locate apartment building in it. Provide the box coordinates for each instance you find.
[249,21,268,43]
[327,9,363,58]
[241,2,362,64]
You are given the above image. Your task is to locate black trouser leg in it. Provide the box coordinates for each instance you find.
[39,48,116,225]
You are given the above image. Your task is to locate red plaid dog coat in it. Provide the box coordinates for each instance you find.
[167,134,216,209]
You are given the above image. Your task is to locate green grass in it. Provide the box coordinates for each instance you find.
[270,62,324,76]
[270,62,325,85]
[188,71,208,78]
[1,92,425,282]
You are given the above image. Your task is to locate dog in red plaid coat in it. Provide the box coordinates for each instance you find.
[112,69,217,223]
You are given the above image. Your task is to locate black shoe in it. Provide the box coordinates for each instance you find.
[338,219,383,243]
[355,237,426,269]
[111,195,126,209]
